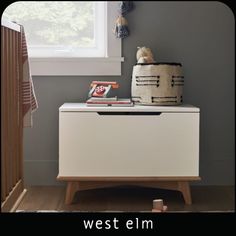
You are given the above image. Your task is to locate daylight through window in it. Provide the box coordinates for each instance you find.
[3,1,106,57]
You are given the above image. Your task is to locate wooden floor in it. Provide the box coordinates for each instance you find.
[16,185,234,212]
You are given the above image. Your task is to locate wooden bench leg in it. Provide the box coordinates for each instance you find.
[65,182,79,204]
[178,181,192,205]
[63,180,194,205]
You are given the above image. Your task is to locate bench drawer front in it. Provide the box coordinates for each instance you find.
[59,112,199,177]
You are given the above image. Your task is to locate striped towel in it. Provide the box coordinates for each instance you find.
[21,25,38,127]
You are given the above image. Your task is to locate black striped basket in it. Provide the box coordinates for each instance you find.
[131,63,184,105]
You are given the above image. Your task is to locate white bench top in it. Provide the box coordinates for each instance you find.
[59,103,200,113]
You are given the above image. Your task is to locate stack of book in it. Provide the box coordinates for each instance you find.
[86,97,133,107]
[86,80,133,107]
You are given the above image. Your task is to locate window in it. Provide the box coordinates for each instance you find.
[3,1,123,76]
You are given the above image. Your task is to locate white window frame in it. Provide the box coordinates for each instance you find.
[29,2,106,58]
[28,1,124,76]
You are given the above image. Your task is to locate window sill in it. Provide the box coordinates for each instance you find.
[29,57,124,76]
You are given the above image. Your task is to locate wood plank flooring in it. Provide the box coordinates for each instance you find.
[16,185,234,212]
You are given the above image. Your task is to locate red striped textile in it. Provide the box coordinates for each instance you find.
[20,25,38,127]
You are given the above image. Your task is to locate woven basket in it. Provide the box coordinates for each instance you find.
[131,63,184,105]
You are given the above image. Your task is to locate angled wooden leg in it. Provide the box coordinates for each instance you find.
[65,181,79,204]
[178,181,192,205]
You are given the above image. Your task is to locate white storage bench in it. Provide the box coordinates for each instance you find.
[58,103,200,204]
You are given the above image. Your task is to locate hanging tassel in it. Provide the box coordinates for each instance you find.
[113,1,134,39]
[119,1,134,15]
[113,15,129,39]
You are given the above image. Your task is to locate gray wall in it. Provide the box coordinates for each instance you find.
[24,1,235,185]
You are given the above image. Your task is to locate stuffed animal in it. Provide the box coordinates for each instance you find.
[136,46,155,63]
[152,199,168,212]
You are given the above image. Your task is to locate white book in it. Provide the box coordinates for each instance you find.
[86,98,133,107]
[86,103,134,107]
[87,96,118,102]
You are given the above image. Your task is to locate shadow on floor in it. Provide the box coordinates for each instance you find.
[17,185,235,212]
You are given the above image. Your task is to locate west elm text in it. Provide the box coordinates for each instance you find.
[83,218,154,230]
